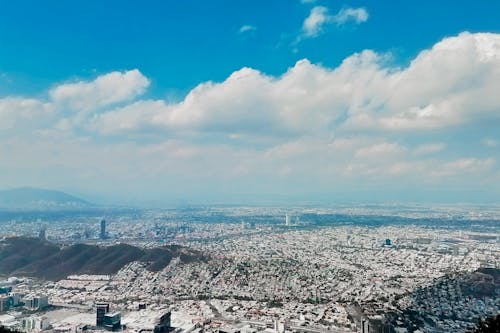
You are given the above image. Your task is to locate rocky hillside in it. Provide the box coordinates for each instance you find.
[0,237,206,280]
[385,268,500,332]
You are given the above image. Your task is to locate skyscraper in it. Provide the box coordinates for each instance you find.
[38,225,46,240]
[100,219,106,239]
[96,302,110,326]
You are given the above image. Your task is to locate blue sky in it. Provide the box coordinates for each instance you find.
[1,1,500,205]
[3,1,500,97]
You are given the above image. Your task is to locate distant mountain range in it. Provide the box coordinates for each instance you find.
[0,237,206,280]
[0,187,92,211]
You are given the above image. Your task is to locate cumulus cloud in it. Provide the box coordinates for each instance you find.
[0,98,53,135]
[90,100,171,135]
[86,32,500,140]
[49,69,150,111]
[1,32,500,201]
[4,33,500,143]
[376,35,500,129]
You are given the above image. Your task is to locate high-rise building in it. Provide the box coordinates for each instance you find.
[0,296,10,312]
[38,225,46,240]
[100,219,107,239]
[96,302,110,326]
[285,214,291,226]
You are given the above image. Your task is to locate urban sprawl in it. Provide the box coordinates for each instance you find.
[0,206,499,333]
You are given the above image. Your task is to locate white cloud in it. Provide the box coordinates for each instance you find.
[332,7,369,25]
[49,69,150,111]
[90,100,171,135]
[1,32,500,201]
[4,32,500,145]
[302,6,330,37]
[300,6,368,39]
[339,32,500,131]
[431,158,495,177]
[85,33,500,142]
[0,98,53,134]
[239,25,257,34]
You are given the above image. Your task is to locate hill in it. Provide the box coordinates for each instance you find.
[384,268,500,332]
[0,237,206,280]
[0,187,92,211]
[473,314,500,333]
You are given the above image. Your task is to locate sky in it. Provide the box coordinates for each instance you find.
[1,0,500,205]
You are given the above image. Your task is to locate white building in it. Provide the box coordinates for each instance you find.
[285,214,291,226]
[23,295,49,310]
[22,316,50,333]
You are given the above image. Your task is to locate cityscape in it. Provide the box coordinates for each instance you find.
[1,1,500,333]
[0,205,499,332]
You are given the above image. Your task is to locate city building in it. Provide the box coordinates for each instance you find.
[0,296,9,312]
[10,293,21,307]
[100,219,107,239]
[23,295,49,311]
[38,226,46,241]
[84,226,93,239]
[0,287,12,294]
[121,309,174,332]
[153,311,172,333]
[361,318,370,333]
[96,302,110,326]
[103,312,121,331]
[21,316,50,333]
[285,214,291,226]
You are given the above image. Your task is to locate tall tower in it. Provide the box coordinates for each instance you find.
[285,214,291,226]
[38,225,46,240]
[96,302,110,326]
[100,219,106,239]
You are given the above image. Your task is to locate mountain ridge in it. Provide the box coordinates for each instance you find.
[0,187,92,211]
[0,237,206,280]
